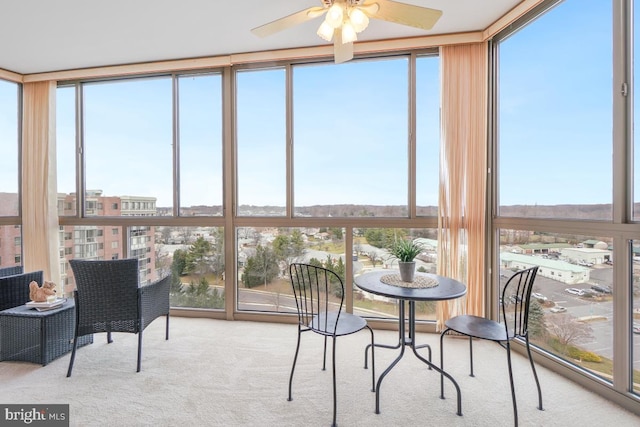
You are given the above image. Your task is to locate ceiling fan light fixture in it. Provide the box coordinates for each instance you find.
[341,20,357,44]
[325,3,344,28]
[348,7,369,33]
[317,21,335,42]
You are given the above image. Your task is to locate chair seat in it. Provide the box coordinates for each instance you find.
[311,312,368,336]
[445,314,509,342]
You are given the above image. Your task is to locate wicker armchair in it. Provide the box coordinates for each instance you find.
[67,259,170,376]
[0,270,43,311]
[0,266,24,279]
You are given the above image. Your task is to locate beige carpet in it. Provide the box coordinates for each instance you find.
[1,316,639,427]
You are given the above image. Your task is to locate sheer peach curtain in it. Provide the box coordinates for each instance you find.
[436,42,488,330]
[21,81,60,285]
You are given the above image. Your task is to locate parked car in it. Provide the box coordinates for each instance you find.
[591,284,612,294]
[634,323,640,334]
[550,306,567,313]
[565,288,586,296]
[531,292,547,301]
[509,294,522,304]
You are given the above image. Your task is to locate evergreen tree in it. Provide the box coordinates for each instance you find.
[528,299,546,338]
[185,236,213,276]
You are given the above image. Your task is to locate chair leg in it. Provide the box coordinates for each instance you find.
[439,329,447,399]
[322,335,328,371]
[137,330,143,372]
[107,331,113,344]
[469,336,475,377]
[331,336,337,427]
[288,327,302,402]
[525,336,544,411]
[366,325,376,392]
[505,342,519,427]
[66,332,80,377]
[165,314,170,340]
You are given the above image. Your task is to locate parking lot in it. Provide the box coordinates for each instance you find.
[503,266,640,370]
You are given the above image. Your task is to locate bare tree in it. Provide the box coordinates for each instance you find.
[368,251,381,268]
[545,314,594,347]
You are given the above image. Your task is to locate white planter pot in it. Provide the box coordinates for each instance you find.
[398,261,416,282]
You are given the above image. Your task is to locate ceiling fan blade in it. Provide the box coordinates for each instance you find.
[251,6,326,38]
[333,30,354,64]
[368,0,443,31]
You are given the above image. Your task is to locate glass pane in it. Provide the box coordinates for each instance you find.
[156,226,225,309]
[293,58,409,217]
[353,228,438,320]
[178,73,223,216]
[236,68,286,215]
[0,79,19,216]
[0,225,22,270]
[83,77,172,215]
[416,55,440,217]
[236,227,344,313]
[635,0,640,220]
[633,240,640,394]
[57,86,77,216]
[499,229,614,383]
[498,0,612,219]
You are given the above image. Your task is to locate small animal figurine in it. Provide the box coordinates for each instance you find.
[29,281,57,302]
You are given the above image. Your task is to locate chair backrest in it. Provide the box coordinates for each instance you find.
[0,270,44,311]
[0,266,24,278]
[70,258,140,335]
[499,266,539,340]
[289,263,345,335]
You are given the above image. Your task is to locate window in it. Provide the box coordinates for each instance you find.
[236,68,287,215]
[499,229,614,382]
[0,79,19,217]
[177,73,223,216]
[498,0,612,220]
[57,86,77,216]
[293,58,409,217]
[83,77,172,216]
[416,55,441,216]
[493,0,640,400]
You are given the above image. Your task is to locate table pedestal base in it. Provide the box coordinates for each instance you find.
[371,300,462,416]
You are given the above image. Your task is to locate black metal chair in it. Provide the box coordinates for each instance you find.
[439,266,543,426]
[0,270,43,311]
[288,263,375,427]
[67,258,170,377]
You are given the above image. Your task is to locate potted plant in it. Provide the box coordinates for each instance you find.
[388,238,424,282]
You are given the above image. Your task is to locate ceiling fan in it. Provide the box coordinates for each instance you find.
[251,0,443,63]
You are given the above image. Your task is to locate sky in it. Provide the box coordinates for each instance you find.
[0,0,633,210]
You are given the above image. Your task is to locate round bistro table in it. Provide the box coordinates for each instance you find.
[354,270,467,416]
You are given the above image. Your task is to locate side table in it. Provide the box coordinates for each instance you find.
[0,299,93,366]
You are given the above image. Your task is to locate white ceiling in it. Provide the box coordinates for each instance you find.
[1,0,524,75]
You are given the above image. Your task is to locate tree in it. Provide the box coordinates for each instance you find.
[170,276,224,309]
[185,236,213,276]
[368,251,381,268]
[209,228,225,276]
[545,313,594,347]
[242,245,279,288]
[364,228,405,249]
[272,230,306,274]
[527,299,546,338]
[160,226,171,243]
[172,249,187,277]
